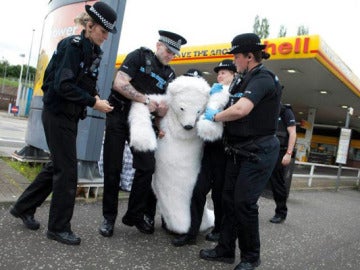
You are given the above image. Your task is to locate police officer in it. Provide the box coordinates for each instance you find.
[199,33,282,270]
[10,2,116,245]
[172,59,236,247]
[269,103,297,223]
[99,30,187,237]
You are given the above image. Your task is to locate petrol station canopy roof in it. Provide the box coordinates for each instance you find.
[116,35,360,133]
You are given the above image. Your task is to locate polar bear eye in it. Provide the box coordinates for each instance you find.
[180,107,184,111]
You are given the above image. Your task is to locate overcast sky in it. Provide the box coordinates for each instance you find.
[1,0,360,78]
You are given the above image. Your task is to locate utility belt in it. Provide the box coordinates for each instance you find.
[224,135,275,163]
[108,92,131,113]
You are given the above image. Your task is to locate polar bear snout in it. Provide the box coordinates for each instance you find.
[183,125,194,130]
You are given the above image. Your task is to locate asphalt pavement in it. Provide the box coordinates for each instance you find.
[1,187,360,269]
[1,110,360,269]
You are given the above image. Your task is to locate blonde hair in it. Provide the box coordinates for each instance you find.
[74,12,93,28]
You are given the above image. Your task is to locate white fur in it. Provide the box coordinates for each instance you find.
[197,85,230,142]
[128,75,215,234]
[128,94,166,151]
[153,76,214,233]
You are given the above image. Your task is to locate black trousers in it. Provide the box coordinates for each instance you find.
[216,136,279,263]
[188,140,226,236]
[102,108,128,222]
[102,107,156,223]
[14,109,79,232]
[126,149,157,221]
[268,148,288,218]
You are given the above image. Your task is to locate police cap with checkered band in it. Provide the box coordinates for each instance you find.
[158,30,187,55]
[85,1,117,33]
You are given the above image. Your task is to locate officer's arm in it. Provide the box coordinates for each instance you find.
[213,97,253,122]
[112,70,157,111]
[282,125,297,165]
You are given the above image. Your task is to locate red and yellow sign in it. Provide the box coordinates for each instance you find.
[115,35,321,68]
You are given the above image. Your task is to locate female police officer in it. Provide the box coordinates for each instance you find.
[199,33,282,270]
[10,2,117,245]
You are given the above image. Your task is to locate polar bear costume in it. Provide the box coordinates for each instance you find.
[128,76,229,234]
[153,76,212,234]
[129,76,229,233]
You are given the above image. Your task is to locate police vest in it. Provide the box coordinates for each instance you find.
[131,47,175,95]
[224,65,282,143]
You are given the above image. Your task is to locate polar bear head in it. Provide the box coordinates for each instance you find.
[167,75,210,131]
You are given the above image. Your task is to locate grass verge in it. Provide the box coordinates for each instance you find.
[1,157,43,181]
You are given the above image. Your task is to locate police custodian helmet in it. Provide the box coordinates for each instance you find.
[213,59,237,73]
[227,33,266,54]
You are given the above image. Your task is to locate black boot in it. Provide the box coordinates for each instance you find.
[199,248,235,264]
[10,207,40,230]
[269,215,286,224]
[46,230,81,245]
[233,259,261,270]
[172,234,196,247]
[99,219,114,237]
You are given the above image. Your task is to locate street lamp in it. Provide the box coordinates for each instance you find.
[16,53,26,107]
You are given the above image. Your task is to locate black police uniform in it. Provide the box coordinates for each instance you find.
[102,47,175,226]
[185,64,236,241]
[269,104,296,219]
[12,30,101,233]
[185,133,226,240]
[215,64,282,263]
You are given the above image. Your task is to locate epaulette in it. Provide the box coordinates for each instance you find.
[71,36,82,47]
[140,46,153,53]
[140,47,154,75]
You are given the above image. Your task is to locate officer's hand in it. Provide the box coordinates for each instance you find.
[93,99,114,113]
[204,107,220,121]
[282,153,291,166]
[147,99,158,113]
[156,100,168,117]
[209,83,223,95]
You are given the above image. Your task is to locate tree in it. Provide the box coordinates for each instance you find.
[297,25,309,35]
[6,65,22,78]
[278,25,287,37]
[0,59,10,78]
[253,15,270,38]
[1,64,35,81]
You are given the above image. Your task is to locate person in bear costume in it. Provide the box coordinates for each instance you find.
[129,74,228,235]
[172,59,236,247]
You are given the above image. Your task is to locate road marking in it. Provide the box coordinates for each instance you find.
[0,138,25,143]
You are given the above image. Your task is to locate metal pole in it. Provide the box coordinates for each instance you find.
[1,60,7,93]
[335,107,353,191]
[24,29,35,89]
[16,54,25,107]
